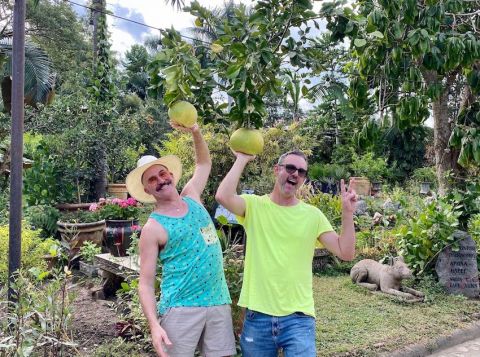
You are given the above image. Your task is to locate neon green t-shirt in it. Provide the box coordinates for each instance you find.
[236,194,334,317]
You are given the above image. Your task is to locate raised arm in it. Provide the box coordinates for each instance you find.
[175,123,212,202]
[318,178,356,261]
[215,152,254,217]
[138,220,171,357]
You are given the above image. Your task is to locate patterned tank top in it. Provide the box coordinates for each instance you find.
[150,196,231,314]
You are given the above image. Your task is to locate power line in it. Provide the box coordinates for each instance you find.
[64,0,212,45]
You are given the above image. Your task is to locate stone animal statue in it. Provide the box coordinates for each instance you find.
[350,257,424,299]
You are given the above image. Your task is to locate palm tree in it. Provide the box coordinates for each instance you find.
[165,0,184,10]
[0,37,55,112]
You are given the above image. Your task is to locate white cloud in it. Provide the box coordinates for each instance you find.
[105,0,249,56]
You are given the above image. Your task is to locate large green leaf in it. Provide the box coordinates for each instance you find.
[1,38,54,105]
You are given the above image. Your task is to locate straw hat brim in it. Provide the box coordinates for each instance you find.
[126,155,182,203]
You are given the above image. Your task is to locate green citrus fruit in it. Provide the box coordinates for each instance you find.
[229,128,264,155]
[168,101,198,128]
[210,43,224,53]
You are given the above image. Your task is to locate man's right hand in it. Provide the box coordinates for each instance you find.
[151,325,172,357]
[233,151,256,163]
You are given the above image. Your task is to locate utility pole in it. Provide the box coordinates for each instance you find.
[91,0,104,67]
[8,0,26,302]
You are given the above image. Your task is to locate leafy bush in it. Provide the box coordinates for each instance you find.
[0,223,57,283]
[92,338,146,357]
[23,139,78,205]
[0,269,76,355]
[350,151,389,181]
[58,209,101,224]
[307,193,342,231]
[0,187,8,225]
[446,178,480,230]
[411,166,436,183]
[80,241,102,263]
[25,205,60,238]
[396,199,461,275]
[308,162,349,181]
[468,213,480,255]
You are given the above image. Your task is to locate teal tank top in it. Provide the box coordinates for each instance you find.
[150,196,231,314]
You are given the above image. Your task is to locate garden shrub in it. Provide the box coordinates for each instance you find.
[25,205,60,238]
[0,223,57,283]
[468,214,480,264]
[23,138,78,205]
[350,151,390,182]
[92,338,146,357]
[0,187,8,225]
[446,178,480,230]
[396,199,461,275]
[307,193,342,231]
[0,269,75,355]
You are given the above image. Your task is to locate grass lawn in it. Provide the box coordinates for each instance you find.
[313,274,480,356]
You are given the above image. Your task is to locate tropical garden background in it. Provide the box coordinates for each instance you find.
[1,0,480,356]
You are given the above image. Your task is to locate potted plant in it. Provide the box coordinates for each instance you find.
[90,198,141,257]
[350,152,388,196]
[79,241,102,277]
[57,209,106,264]
[412,166,436,194]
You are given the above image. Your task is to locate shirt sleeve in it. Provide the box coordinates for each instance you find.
[316,209,334,238]
[235,194,256,226]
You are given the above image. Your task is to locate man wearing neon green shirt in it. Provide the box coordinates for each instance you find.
[215,149,357,357]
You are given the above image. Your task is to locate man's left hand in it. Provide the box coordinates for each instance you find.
[340,178,357,215]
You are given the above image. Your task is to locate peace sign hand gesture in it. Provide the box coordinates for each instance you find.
[341,178,358,215]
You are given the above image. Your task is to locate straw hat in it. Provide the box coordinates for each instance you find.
[126,155,182,203]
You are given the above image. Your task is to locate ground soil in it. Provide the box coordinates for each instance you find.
[70,279,119,355]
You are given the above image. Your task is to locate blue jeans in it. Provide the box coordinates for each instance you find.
[240,309,316,357]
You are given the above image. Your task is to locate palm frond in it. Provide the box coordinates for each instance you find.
[164,0,184,10]
[1,38,54,104]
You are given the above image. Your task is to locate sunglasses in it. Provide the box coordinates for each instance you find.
[278,164,308,178]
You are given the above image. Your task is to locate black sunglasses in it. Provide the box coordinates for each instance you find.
[278,164,308,178]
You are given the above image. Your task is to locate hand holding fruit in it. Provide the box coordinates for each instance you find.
[168,101,198,128]
[232,150,256,163]
[229,128,264,155]
[170,121,199,133]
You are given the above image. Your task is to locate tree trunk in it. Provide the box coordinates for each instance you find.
[431,89,457,195]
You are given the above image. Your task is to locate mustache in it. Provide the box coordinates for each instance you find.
[156,179,173,191]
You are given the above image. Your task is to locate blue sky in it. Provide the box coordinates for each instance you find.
[70,0,250,58]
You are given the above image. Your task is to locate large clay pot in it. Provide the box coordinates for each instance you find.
[107,183,128,199]
[57,220,106,262]
[104,219,139,257]
[350,177,371,196]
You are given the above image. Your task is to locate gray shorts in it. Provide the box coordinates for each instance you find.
[159,305,236,357]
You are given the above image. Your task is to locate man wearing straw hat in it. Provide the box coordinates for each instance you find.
[127,123,236,357]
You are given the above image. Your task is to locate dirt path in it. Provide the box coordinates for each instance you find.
[70,280,119,355]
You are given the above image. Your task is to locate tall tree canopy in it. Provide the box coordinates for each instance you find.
[321,0,480,192]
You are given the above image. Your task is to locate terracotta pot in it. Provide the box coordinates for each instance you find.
[104,219,139,257]
[350,177,371,196]
[107,183,128,199]
[57,220,106,262]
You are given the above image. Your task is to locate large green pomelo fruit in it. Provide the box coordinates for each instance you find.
[168,101,198,128]
[229,128,264,155]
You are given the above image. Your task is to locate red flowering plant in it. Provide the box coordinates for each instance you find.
[89,197,141,221]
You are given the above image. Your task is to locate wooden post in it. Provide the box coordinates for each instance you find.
[8,0,26,302]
